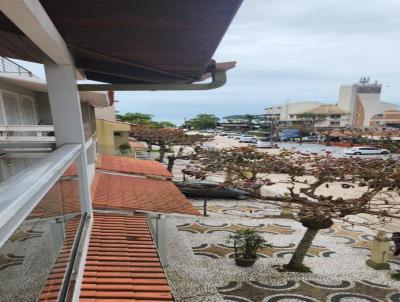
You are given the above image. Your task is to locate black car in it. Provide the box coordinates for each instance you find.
[175,180,249,199]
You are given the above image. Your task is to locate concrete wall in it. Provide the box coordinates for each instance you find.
[337,85,355,113]
[96,119,130,155]
[266,106,282,115]
[95,104,116,121]
[361,100,397,128]
[281,101,324,120]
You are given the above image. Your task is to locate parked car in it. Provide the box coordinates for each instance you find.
[175,180,249,199]
[303,135,321,142]
[233,135,241,140]
[256,138,272,148]
[345,147,390,155]
[239,135,257,143]
[279,128,301,141]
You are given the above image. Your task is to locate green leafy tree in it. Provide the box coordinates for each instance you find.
[117,112,176,128]
[185,113,220,130]
[158,121,177,128]
[244,114,256,123]
[117,112,154,125]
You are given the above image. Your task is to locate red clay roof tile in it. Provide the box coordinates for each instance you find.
[92,173,200,216]
[97,155,172,178]
[129,141,147,149]
[80,213,174,302]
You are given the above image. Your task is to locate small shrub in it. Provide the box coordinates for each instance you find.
[119,143,131,150]
[391,271,400,281]
[228,229,270,259]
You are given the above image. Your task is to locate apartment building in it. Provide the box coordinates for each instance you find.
[0,60,108,182]
[0,1,242,301]
[266,77,398,129]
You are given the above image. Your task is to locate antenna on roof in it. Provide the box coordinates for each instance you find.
[359,76,370,85]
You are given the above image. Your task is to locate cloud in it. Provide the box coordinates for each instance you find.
[14,0,400,125]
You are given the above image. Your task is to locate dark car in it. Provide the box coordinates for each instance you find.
[174,180,249,199]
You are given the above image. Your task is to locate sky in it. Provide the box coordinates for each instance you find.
[16,0,400,126]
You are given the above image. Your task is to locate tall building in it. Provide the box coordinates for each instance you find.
[265,77,398,129]
[337,77,397,128]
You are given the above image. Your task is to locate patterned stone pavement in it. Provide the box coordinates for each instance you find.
[166,199,400,302]
[192,243,333,259]
[218,279,400,302]
[177,222,295,235]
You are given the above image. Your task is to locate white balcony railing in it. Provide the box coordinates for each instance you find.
[0,125,55,143]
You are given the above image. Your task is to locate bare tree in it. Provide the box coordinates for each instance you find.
[186,146,400,271]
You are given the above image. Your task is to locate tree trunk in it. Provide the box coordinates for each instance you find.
[167,155,175,172]
[159,145,166,162]
[203,197,208,216]
[325,134,331,146]
[287,227,318,270]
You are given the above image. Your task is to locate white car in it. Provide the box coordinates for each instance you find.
[345,147,390,155]
[256,138,272,148]
[239,135,257,143]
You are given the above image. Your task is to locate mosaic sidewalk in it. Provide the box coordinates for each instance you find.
[167,200,400,302]
[218,279,400,302]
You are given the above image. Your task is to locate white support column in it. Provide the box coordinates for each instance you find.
[44,60,92,214]
[156,216,168,267]
[147,214,168,267]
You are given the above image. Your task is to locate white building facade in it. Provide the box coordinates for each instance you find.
[266,77,398,129]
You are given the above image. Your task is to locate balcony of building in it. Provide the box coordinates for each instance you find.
[0,61,110,182]
[0,0,241,301]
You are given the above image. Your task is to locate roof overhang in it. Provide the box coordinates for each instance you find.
[0,73,109,106]
[0,1,242,85]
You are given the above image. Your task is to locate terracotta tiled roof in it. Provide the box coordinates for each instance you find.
[63,163,78,177]
[129,141,147,149]
[97,155,172,178]
[92,173,200,216]
[308,105,349,115]
[39,217,81,301]
[80,213,174,302]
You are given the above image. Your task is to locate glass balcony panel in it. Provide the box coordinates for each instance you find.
[0,161,82,302]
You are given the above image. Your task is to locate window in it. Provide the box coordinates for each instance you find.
[1,91,19,125]
[330,121,340,126]
[0,90,37,126]
[114,131,122,137]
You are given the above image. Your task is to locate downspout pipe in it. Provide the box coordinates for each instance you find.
[77,70,227,92]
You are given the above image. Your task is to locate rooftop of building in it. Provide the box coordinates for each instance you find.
[96,155,173,178]
[307,104,349,115]
[92,173,200,216]
[79,212,174,302]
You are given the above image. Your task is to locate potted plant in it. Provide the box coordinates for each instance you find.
[228,229,270,267]
[119,143,131,155]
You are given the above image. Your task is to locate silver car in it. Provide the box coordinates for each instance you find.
[345,147,390,155]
